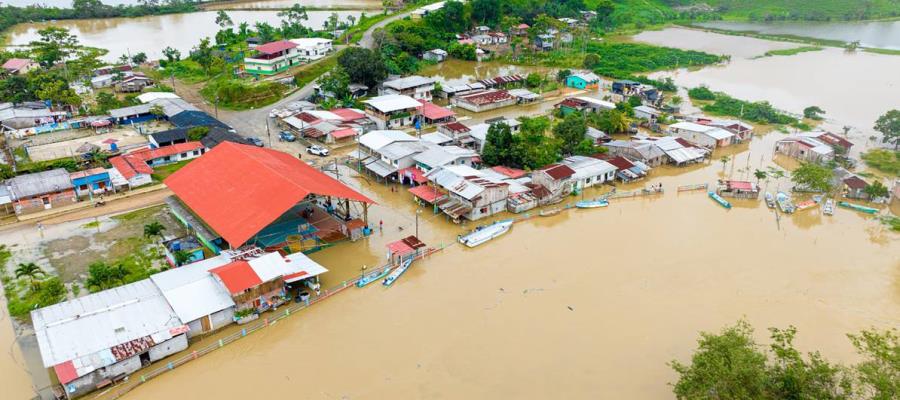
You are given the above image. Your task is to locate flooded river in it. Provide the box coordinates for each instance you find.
[696,19,900,50]
[635,27,900,144]
[87,127,896,400]
[3,0,378,8]
[4,10,362,60]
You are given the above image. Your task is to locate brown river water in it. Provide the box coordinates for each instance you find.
[4,10,363,61]
[1,27,899,400]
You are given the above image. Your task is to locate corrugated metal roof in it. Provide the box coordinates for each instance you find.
[358,130,417,150]
[383,75,434,91]
[7,168,74,198]
[364,94,421,113]
[149,255,235,323]
[31,280,182,368]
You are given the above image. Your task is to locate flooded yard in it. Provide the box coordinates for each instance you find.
[635,27,900,144]
[4,10,363,60]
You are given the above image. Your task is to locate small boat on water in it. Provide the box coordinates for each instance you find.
[458,219,513,248]
[382,258,413,287]
[765,192,776,209]
[576,199,609,209]
[539,208,561,217]
[823,199,835,216]
[838,201,878,214]
[776,192,795,214]
[708,191,731,209]
[795,200,817,211]
[357,267,391,288]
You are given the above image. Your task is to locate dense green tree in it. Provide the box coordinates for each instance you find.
[803,105,825,120]
[556,69,572,82]
[162,46,181,62]
[0,75,31,104]
[187,126,210,141]
[471,0,500,24]
[215,10,234,28]
[448,43,477,61]
[191,37,215,76]
[318,67,351,100]
[873,109,900,150]
[553,112,588,156]
[337,47,387,88]
[582,53,600,69]
[847,329,899,399]
[791,162,833,192]
[86,262,129,292]
[863,181,889,199]
[130,52,147,65]
[29,27,79,67]
[481,122,515,166]
[589,109,629,134]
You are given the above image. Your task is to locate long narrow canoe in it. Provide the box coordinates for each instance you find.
[458,219,513,248]
[539,208,561,217]
[708,191,732,209]
[795,200,818,211]
[838,201,878,214]
[357,267,391,288]
[823,199,835,216]
[383,258,414,287]
[576,199,609,209]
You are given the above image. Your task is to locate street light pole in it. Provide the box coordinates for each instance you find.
[415,209,422,238]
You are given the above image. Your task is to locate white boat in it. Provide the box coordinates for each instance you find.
[382,258,413,287]
[458,220,513,248]
[765,192,776,208]
[823,198,835,216]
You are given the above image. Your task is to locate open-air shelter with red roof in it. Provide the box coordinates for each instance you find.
[165,142,375,253]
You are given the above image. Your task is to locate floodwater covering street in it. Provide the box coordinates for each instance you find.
[68,123,894,400]
[4,10,363,60]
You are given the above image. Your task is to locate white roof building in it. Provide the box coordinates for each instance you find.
[358,130,418,151]
[31,280,183,369]
[149,255,235,324]
[364,94,422,113]
[573,96,616,110]
[382,75,435,91]
[136,92,180,104]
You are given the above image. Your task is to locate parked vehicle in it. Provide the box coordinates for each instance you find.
[306,145,329,156]
[247,137,265,147]
[279,131,296,142]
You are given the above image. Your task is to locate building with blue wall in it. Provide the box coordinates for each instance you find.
[69,168,112,198]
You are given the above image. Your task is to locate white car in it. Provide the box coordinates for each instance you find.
[306,145,329,157]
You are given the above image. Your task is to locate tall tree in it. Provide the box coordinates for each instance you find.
[847,329,899,399]
[791,163,833,192]
[553,112,588,156]
[481,122,515,167]
[337,47,387,88]
[873,109,900,150]
[29,27,80,67]
[215,10,234,28]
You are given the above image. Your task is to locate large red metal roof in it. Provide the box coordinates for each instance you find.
[165,142,374,247]
[254,40,297,55]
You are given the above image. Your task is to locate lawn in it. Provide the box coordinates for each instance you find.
[293,49,342,89]
[151,159,192,182]
[861,149,900,176]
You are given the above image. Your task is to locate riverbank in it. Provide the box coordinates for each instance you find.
[677,22,900,55]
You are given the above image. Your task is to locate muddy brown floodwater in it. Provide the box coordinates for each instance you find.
[87,128,898,400]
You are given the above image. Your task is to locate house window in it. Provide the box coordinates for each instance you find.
[79,184,88,191]
[181,153,188,158]
[193,150,200,156]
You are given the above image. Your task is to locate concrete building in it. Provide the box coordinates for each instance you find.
[243,40,300,75]
[69,168,112,198]
[423,49,448,62]
[452,90,516,112]
[566,71,601,90]
[532,164,576,202]
[426,165,509,222]
[561,156,617,190]
[363,94,422,129]
[774,135,835,163]
[356,130,428,180]
[669,121,735,149]
[289,38,333,61]
[6,168,76,215]
[380,75,436,101]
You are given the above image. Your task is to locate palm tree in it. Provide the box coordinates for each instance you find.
[15,262,45,291]
[719,155,731,172]
[144,221,166,241]
[753,169,767,184]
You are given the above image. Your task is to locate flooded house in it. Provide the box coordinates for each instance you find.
[32,280,189,399]
[705,119,755,142]
[555,96,616,116]
[586,126,610,144]
[281,108,370,144]
[842,175,870,200]
[426,165,510,222]
[532,163,576,202]
[150,254,237,337]
[417,100,456,125]
[603,140,667,167]
[774,135,834,163]
[469,117,521,152]
[565,71,601,90]
[802,131,854,154]
[386,236,427,266]
[423,48,448,62]
[165,142,374,254]
[363,94,422,129]
[413,145,479,173]
[595,155,649,182]
[452,90,517,112]
[439,82,487,99]
[668,121,735,149]
[209,251,320,316]
[716,180,761,199]
[561,156,617,190]
[633,105,661,122]
[507,88,541,104]
[637,136,708,166]
[1,57,39,75]
[380,75,436,101]
[356,130,429,181]
[437,121,475,148]
[6,168,76,215]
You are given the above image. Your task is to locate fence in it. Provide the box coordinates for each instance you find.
[607,188,664,199]
[677,183,709,192]
[96,245,449,400]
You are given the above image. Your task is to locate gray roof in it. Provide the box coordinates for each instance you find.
[378,141,428,160]
[7,168,74,199]
[383,75,435,91]
[413,145,476,168]
[109,103,152,119]
[149,98,200,118]
[31,279,182,368]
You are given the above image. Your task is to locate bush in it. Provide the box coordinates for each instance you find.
[688,86,716,100]
[861,149,900,176]
[201,79,287,110]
